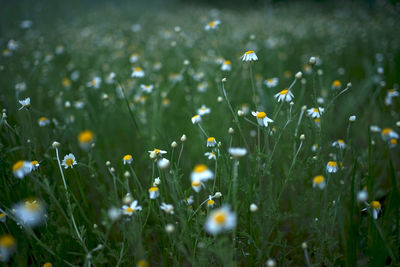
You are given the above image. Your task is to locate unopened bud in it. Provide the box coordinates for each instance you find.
[214,192,222,198]
[300,134,305,141]
[228,127,234,134]
[171,141,178,148]
[222,78,227,82]
[217,96,223,102]
[181,134,187,142]
[309,57,316,65]
[250,203,258,212]
[52,141,60,148]
[295,71,303,80]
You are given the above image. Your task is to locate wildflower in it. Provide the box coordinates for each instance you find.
[385,89,399,106]
[123,154,133,165]
[106,72,116,84]
[331,80,342,90]
[381,128,399,142]
[370,201,381,219]
[241,50,258,62]
[148,187,160,199]
[38,116,50,127]
[122,200,142,216]
[264,78,278,88]
[141,84,154,94]
[370,125,381,133]
[157,158,170,169]
[191,180,203,193]
[314,118,321,127]
[332,139,346,149]
[249,203,258,212]
[252,111,273,127]
[221,60,231,71]
[108,207,122,221]
[136,259,148,267]
[207,196,216,208]
[18,97,31,110]
[389,138,397,148]
[131,67,144,78]
[205,20,220,30]
[274,89,294,103]
[191,114,201,124]
[0,210,6,223]
[13,198,45,227]
[207,137,217,147]
[190,164,214,182]
[204,152,216,160]
[185,195,194,205]
[326,161,338,173]
[12,161,33,179]
[7,40,19,51]
[148,149,167,159]
[160,203,174,214]
[307,107,324,118]
[357,188,368,202]
[31,161,39,170]
[153,177,161,186]
[205,205,236,235]
[165,223,175,233]
[312,175,326,190]
[228,147,247,158]
[0,234,16,262]
[311,144,319,152]
[198,105,211,116]
[129,53,139,63]
[349,115,356,122]
[78,130,94,148]
[87,77,101,89]
[43,262,52,267]
[62,153,77,169]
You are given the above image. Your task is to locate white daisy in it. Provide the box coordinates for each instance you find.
[312,175,326,190]
[307,107,324,118]
[228,148,247,158]
[198,105,211,116]
[207,137,217,147]
[332,139,346,149]
[326,161,338,173]
[122,200,142,216]
[191,114,201,124]
[264,78,278,88]
[12,161,33,179]
[141,84,154,94]
[251,111,273,127]
[62,153,77,169]
[221,60,232,71]
[241,51,258,62]
[160,203,174,214]
[131,67,145,78]
[205,20,221,31]
[190,164,214,182]
[18,97,31,110]
[87,77,101,89]
[205,205,236,235]
[123,154,133,165]
[204,152,216,160]
[148,187,160,199]
[274,89,294,103]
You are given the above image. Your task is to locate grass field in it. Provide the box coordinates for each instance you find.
[1,1,400,266]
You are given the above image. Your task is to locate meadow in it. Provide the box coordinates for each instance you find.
[0,1,400,266]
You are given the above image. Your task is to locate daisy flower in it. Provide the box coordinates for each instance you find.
[205,20,220,31]
[251,111,273,127]
[326,161,338,173]
[148,187,160,199]
[191,114,201,124]
[141,84,154,94]
[370,201,381,220]
[190,164,214,182]
[0,210,6,223]
[207,196,216,208]
[185,196,194,205]
[332,139,346,149]
[87,77,101,89]
[122,200,142,216]
[228,148,247,158]
[123,154,133,165]
[191,180,203,193]
[7,40,19,51]
[78,130,94,148]
[12,160,33,179]
[131,67,144,78]
[331,80,342,90]
[369,125,381,133]
[0,234,16,262]
[381,128,399,142]
[148,149,167,159]
[274,89,294,103]
[13,198,45,227]
[198,105,211,116]
[129,53,139,63]
[204,152,216,160]
[106,72,116,84]
[357,188,368,202]
[264,78,278,88]
[31,160,39,170]
[307,107,324,118]
[312,175,326,190]
[62,153,77,169]
[205,205,236,235]
[221,60,232,71]
[207,137,217,147]
[311,144,319,152]
[314,118,321,127]
[160,203,174,214]
[241,50,258,62]
[389,138,398,148]
[18,97,31,110]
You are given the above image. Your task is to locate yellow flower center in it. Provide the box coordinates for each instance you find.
[313,175,324,184]
[207,137,215,142]
[245,50,254,55]
[390,139,397,145]
[154,149,160,154]
[371,201,381,209]
[256,112,266,119]
[381,128,391,135]
[0,213,5,218]
[338,139,344,143]
[313,108,319,112]
[388,89,394,93]
[43,263,52,267]
[192,115,199,120]
[314,118,321,123]
[66,158,74,166]
[123,155,132,161]
[12,161,24,171]
[209,21,215,27]
[125,208,134,213]
[194,164,207,173]
[149,187,158,192]
[224,60,231,65]
[137,260,148,267]
[214,211,227,225]
[78,130,94,143]
[31,160,38,166]
[0,235,15,248]
[280,89,288,95]
[192,181,201,187]
[328,161,337,167]
[39,117,47,122]
[135,67,142,71]
[207,199,215,205]
[62,77,71,87]
[333,80,341,87]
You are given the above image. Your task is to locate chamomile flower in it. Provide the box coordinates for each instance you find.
[326,161,338,173]
[274,89,294,103]
[389,138,398,148]
[131,67,145,77]
[204,152,216,160]
[314,118,321,127]
[185,195,194,205]
[123,154,133,165]
[228,147,247,158]
[106,72,116,84]
[307,107,324,118]
[191,114,201,124]
[0,210,6,223]
[7,40,19,51]
[191,180,203,193]
[241,50,258,62]
[312,175,326,190]
[129,53,139,63]
[205,20,220,30]
[370,125,381,133]
[370,201,381,220]
[190,164,214,182]
[331,80,342,90]
[78,130,94,148]
[141,84,154,93]
[18,97,31,110]
[12,160,33,179]
[160,203,174,214]
[206,196,216,208]
[37,116,50,127]
[264,78,278,88]
[148,187,160,199]
[148,149,167,159]
[87,77,101,89]
[207,137,217,147]
[0,234,16,262]
[13,198,45,227]
[31,161,39,170]
[381,128,399,142]
[311,144,319,152]
[221,60,232,71]
[122,200,142,216]
[332,139,346,149]
[62,153,77,169]
[357,188,368,202]
[251,111,273,127]
[205,205,236,235]
[198,105,211,116]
